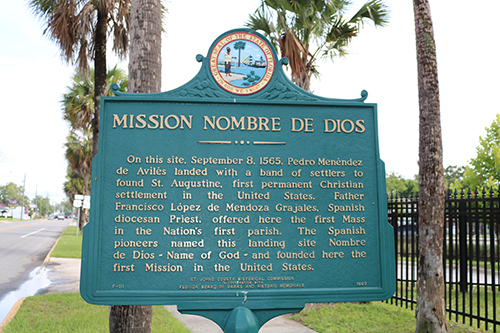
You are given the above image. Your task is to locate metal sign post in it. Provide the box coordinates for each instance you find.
[73,195,82,236]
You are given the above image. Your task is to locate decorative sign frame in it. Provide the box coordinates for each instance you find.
[81,29,395,329]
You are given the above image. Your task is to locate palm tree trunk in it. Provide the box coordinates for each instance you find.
[93,8,108,158]
[78,173,90,233]
[109,306,153,333]
[128,0,162,94]
[109,0,161,331]
[413,0,447,332]
[292,71,311,92]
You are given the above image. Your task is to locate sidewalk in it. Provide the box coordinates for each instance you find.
[12,257,316,332]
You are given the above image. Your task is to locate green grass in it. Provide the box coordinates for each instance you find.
[50,225,82,258]
[0,217,19,223]
[396,281,500,331]
[292,302,487,333]
[2,226,189,332]
[2,293,189,333]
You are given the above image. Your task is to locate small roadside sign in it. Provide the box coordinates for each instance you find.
[82,196,90,209]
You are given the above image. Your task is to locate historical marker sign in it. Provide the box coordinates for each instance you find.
[81,29,395,320]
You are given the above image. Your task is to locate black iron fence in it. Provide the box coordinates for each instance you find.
[388,188,500,331]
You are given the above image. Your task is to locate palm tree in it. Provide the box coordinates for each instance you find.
[61,66,127,233]
[246,0,389,91]
[64,130,93,232]
[29,0,130,157]
[413,0,446,332]
[62,66,128,132]
[63,167,85,202]
[234,41,246,67]
[108,1,162,331]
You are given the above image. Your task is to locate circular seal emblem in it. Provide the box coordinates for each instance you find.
[209,32,275,95]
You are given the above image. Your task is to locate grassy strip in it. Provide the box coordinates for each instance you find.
[50,225,82,258]
[292,302,487,333]
[2,293,189,333]
[0,217,19,223]
[3,225,190,332]
[396,281,500,331]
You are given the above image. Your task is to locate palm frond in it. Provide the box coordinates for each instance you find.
[246,13,274,36]
[349,0,389,27]
[247,0,389,91]
[325,17,357,43]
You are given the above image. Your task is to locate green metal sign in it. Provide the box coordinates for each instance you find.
[81,29,395,329]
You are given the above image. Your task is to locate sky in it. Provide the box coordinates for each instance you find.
[0,0,499,204]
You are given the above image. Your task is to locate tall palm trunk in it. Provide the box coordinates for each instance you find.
[109,0,161,331]
[128,0,162,93]
[413,0,447,332]
[93,8,108,158]
[291,70,311,92]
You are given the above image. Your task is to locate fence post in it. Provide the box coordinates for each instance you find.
[459,199,467,293]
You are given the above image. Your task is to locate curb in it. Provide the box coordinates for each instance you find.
[43,234,61,264]
[0,225,67,331]
[0,298,25,332]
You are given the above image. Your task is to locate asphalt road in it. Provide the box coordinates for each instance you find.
[0,218,70,300]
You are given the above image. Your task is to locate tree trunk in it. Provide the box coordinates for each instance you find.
[93,8,108,158]
[78,207,86,233]
[128,0,162,94]
[413,0,447,332]
[109,0,161,331]
[109,306,153,333]
[292,70,311,92]
[79,173,91,233]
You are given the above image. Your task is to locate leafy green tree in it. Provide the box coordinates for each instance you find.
[246,0,389,91]
[386,172,418,196]
[31,195,52,217]
[444,165,464,190]
[29,0,130,158]
[462,115,500,189]
[60,198,73,215]
[0,182,28,205]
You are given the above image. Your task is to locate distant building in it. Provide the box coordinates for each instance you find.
[10,206,29,219]
[0,203,10,217]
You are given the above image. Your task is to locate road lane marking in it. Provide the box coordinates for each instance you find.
[0,220,51,231]
[21,228,46,238]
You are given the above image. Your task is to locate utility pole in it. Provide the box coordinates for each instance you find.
[35,184,38,219]
[20,174,26,220]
